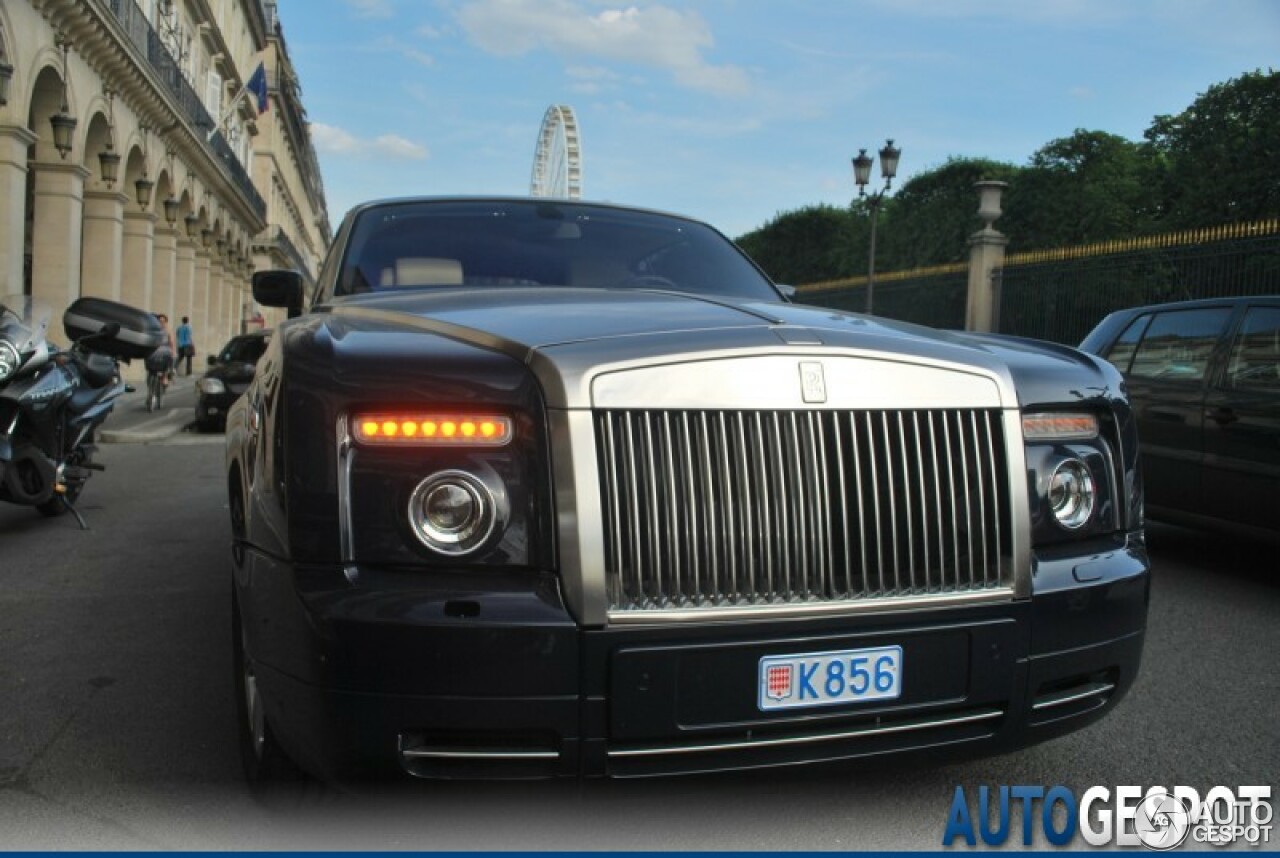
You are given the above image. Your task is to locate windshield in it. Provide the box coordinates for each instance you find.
[0,294,52,356]
[219,335,270,364]
[335,200,780,302]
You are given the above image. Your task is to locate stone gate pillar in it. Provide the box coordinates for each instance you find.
[965,181,1009,333]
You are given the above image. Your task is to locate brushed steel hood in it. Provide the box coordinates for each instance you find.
[326,288,1021,411]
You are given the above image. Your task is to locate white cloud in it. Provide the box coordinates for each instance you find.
[455,0,751,96]
[372,36,436,68]
[373,134,429,159]
[312,123,428,160]
[402,47,435,67]
[567,65,621,94]
[344,0,394,18]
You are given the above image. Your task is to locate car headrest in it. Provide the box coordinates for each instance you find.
[380,257,464,287]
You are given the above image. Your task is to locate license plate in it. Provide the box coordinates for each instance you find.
[758,645,903,711]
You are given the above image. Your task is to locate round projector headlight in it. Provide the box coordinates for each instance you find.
[408,470,501,555]
[1048,458,1095,530]
[0,340,19,383]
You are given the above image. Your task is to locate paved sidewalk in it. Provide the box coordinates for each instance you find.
[99,374,200,443]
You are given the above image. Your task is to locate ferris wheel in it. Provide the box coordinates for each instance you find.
[530,105,583,199]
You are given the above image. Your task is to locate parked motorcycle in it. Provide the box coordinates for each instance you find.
[0,294,164,527]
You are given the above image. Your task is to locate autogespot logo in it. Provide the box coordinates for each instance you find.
[1133,789,1192,850]
[942,784,1272,849]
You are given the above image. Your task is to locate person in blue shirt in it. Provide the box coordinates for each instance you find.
[176,316,195,376]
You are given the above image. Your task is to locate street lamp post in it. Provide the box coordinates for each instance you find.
[851,139,901,315]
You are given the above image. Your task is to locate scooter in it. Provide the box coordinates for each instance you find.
[0,295,163,528]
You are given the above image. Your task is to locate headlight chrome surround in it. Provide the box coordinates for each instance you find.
[407,469,508,556]
[0,340,19,383]
[1048,458,1096,530]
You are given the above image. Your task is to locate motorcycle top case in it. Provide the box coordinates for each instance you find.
[63,298,165,360]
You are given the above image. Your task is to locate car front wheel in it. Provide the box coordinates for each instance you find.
[232,597,302,790]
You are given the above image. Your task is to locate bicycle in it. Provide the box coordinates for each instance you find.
[144,347,174,413]
[145,368,168,412]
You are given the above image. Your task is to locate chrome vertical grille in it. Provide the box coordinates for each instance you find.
[596,409,1012,614]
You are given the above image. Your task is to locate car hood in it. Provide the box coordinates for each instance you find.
[321,288,1114,410]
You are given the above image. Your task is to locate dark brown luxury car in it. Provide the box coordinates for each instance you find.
[1080,295,1280,541]
[228,197,1148,785]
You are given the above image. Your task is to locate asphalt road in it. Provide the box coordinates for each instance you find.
[0,436,1276,850]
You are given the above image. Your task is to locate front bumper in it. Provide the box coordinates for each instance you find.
[238,534,1148,781]
[196,391,243,425]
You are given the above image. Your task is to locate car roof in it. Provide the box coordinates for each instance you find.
[1112,295,1280,315]
[342,195,710,229]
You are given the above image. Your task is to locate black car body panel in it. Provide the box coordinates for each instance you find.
[228,198,1149,781]
[1081,295,1280,539]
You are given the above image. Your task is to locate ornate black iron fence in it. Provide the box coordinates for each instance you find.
[796,263,968,330]
[999,221,1280,344]
[795,221,1280,344]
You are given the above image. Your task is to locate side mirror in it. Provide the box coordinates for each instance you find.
[252,269,305,319]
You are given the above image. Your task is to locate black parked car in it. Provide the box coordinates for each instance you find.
[195,330,270,430]
[1081,295,1280,540]
[229,197,1148,784]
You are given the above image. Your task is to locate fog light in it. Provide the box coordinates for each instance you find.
[408,470,501,555]
[1049,459,1095,530]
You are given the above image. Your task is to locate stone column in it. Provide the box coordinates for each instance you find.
[193,251,213,356]
[174,237,196,353]
[30,162,89,311]
[964,181,1010,333]
[151,227,181,318]
[121,210,158,313]
[80,190,129,301]
[0,126,39,295]
[160,228,188,331]
[211,259,229,349]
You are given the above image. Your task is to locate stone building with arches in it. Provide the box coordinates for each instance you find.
[0,0,329,371]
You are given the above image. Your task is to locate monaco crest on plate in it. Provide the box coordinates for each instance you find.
[765,664,794,701]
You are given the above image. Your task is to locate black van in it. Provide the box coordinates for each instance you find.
[1080,296,1280,540]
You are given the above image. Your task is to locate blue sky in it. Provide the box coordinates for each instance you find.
[276,0,1279,238]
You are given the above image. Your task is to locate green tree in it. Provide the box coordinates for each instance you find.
[876,157,1021,269]
[735,204,854,285]
[1001,130,1158,247]
[1144,68,1280,227]
[736,71,1278,285]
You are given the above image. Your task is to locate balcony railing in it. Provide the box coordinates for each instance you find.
[104,0,268,220]
[267,67,328,215]
[271,225,312,279]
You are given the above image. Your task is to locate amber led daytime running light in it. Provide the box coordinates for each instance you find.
[1022,413,1098,441]
[353,414,513,445]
